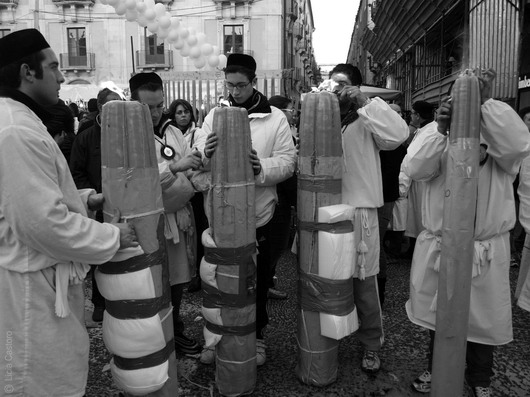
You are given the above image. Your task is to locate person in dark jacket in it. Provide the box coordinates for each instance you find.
[69,87,122,322]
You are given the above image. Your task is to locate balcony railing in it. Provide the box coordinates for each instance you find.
[51,0,95,5]
[136,50,173,69]
[59,53,95,70]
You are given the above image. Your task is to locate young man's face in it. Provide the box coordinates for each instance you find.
[225,72,255,104]
[30,48,65,107]
[330,72,353,115]
[137,89,164,127]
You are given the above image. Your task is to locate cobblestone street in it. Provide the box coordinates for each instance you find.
[86,252,530,397]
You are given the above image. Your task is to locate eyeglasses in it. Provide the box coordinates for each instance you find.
[282,108,296,113]
[225,81,252,90]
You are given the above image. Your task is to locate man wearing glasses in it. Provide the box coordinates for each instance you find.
[200,54,296,366]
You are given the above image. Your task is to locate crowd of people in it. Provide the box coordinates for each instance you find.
[1,28,529,397]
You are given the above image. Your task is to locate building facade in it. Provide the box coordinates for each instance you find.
[0,0,317,106]
[348,0,527,111]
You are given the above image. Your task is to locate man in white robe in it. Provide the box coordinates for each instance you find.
[329,64,408,373]
[0,29,137,397]
[405,70,530,396]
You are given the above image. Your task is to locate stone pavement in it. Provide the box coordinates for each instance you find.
[86,252,530,397]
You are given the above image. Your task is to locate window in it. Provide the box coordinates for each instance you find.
[67,27,87,67]
[224,25,243,54]
[144,27,165,64]
[0,29,11,39]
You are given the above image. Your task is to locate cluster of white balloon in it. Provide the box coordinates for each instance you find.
[100,0,228,70]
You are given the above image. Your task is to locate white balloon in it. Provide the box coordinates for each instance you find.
[187,34,198,47]
[137,14,148,27]
[167,29,180,42]
[172,38,185,50]
[194,56,206,69]
[147,21,159,33]
[218,54,227,69]
[125,0,136,9]
[178,27,189,39]
[107,0,119,6]
[158,15,171,29]
[189,46,201,59]
[125,9,138,21]
[170,17,180,30]
[188,27,196,37]
[154,3,166,17]
[212,45,219,55]
[207,54,220,68]
[180,43,190,57]
[144,8,156,21]
[157,28,169,39]
[196,32,206,45]
[201,43,213,56]
[136,2,146,13]
[144,0,155,8]
[114,2,127,15]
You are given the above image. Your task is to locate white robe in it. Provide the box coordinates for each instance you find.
[0,97,120,396]
[404,99,530,345]
[516,155,530,311]
[341,97,409,278]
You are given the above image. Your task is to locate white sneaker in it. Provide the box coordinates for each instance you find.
[472,386,491,397]
[256,339,266,366]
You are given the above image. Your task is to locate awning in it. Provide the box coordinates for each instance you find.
[361,85,401,100]
[59,84,100,103]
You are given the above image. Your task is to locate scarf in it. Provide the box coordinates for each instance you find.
[0,87,52,123]
[341,103,360,128]
[228,89,271,115]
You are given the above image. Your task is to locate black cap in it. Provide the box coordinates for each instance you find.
[87,98,97,112]
[226,53,257,73]
[128,72,163,93]
[412,101,435,120]
[0,29,50,69]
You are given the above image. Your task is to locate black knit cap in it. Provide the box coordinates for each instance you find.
[226,53,257,73]
[128,72,163,93]
[412,100,435,120]
[0,29,50,69]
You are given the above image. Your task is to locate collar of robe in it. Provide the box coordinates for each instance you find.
[0,87,52,123]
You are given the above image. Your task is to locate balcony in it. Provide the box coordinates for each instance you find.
[59,52,95,70]
[51,0,95,6]
[136,50,173,70]
[286,1,298,20]
[292,22,302,39]
[225,49,254,57]
[0,0,18,6]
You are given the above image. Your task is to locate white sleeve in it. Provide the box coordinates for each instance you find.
[518,157,530,234]
[358,97,409,150]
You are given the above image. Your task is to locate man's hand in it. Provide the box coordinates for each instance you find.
[170,150,202,173]
[436,97,452,136]
[87,193,104,211]
[339,85,370,108]
[204,132,218,159]
[478,68,496,104]
[109,209,139,249]
[249,149,262,175]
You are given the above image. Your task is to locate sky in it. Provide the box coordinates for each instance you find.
[310,0,360,66]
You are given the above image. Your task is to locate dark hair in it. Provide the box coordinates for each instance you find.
[519,107,530,119]
[329,63,363,86]
[168,99,196,126]
[130,82,163,100]
[269,95,292,109]
[224,64,256,82]
[68,102,79,118]
[44,99,74,137]
[97,88,117,109]
[87,98,98,112]
[0,51,45,88]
